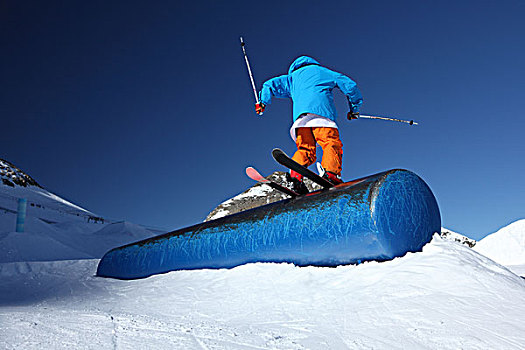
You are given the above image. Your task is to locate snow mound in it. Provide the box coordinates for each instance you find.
[0,212,157,263]
[1,236,524,349]
[0,230,92,263]
[474,219,525,266]
[93,221,153,239]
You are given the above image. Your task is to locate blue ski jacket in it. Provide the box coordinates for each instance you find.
[259,56,363,122]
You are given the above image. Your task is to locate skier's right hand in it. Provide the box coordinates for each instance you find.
[255,103,265,115]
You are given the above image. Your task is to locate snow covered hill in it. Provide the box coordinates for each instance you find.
[1,158,525,349]
[474,219,525,276]
[1,235,524,349]
[1,158,97,226]
[0,158,160,262]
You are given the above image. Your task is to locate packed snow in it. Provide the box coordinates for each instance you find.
[0,178,161,263]
[1,163,525,349]
[474,219,525,277]
[1,236,525,349]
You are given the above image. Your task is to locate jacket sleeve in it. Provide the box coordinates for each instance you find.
[335,73,363,113]
[259,75,291,105]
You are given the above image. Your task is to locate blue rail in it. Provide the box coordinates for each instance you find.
[97,169,440,279]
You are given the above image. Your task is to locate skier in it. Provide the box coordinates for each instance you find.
[256,56,363,194]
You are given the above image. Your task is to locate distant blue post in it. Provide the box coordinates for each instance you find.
[16,198,27,232]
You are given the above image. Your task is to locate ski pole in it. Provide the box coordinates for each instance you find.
[239,36,262,114]
[353,114,418,126]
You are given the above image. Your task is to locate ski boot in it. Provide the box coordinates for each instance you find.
[317,163,343,185]
[286,171,309,195]
[323,171,343,185]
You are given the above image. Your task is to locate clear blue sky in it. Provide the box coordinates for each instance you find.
[2,1,524,240]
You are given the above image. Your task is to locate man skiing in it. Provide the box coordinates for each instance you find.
[256,56,363,195]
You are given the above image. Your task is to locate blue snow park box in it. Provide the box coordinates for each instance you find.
[97,169,441,279]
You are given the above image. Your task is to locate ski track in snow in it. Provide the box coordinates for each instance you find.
[1,236,525,350]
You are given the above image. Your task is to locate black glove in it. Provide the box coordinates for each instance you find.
[347,111,359,120]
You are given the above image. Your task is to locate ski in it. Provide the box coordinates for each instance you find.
[271,148,334,189]
[245,167,300,198]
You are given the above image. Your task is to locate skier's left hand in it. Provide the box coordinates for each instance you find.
[255,102,265,115]
[347,111,359,120]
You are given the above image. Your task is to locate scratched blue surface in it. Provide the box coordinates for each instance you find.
[97,169,440,279]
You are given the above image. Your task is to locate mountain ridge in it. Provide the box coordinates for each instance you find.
[1,158,41,188]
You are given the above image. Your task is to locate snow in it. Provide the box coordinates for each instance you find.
[440,227,476,247]
[32,187,92,213]
[0,179,159,263]
[206,184,276,221]
[1,166,525,349]
[1,236,525,349]
[0,211,157,263]
[0,183,95,226]
[474,219,525,265]
[474,219,525,277]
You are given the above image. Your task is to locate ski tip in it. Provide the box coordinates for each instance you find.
[246,166,262,178]
[272,148,285,156]
[245,166,257,176]
[246,166,271,183]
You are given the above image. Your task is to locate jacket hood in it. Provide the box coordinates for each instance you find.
[288,56,320,74]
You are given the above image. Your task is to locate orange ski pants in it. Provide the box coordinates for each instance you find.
[292,127,343,176]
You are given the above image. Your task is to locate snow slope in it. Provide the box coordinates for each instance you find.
[0,176,94,222]
[2,159,525,348]
[0,161,160,263]
[1,235,524,349]
[474,219,525,276]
